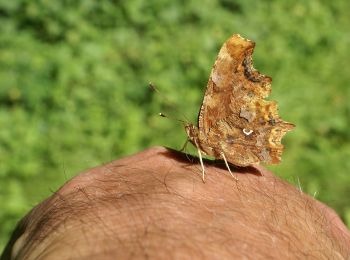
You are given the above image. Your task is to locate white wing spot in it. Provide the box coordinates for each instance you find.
[243,128,253,136]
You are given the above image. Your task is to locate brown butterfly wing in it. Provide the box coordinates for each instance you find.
[196,34,294,166]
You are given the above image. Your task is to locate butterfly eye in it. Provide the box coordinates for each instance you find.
[243,128,254,136]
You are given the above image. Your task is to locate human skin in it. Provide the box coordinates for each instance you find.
[1,146,350,259]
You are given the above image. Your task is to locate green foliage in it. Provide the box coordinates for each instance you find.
[1,0,349,251]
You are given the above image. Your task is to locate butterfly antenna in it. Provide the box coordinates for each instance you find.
[149,82,191,122]
[158,113,187,126]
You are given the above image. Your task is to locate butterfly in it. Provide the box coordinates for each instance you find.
[185,34,294,181]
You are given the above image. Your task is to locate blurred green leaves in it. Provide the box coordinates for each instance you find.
[1,0,350,251]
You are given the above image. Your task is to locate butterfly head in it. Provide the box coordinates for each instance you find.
[185,123,199,145]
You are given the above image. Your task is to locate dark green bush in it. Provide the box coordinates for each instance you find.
[1,0,349,250]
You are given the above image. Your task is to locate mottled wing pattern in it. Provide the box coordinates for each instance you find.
[196,34,294,166]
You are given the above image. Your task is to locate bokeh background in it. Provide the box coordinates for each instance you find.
[1,0,349,251]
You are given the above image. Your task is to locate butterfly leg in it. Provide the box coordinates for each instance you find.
[180,139,189,152]
[221,152,239,181]
[197,148,206,182]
